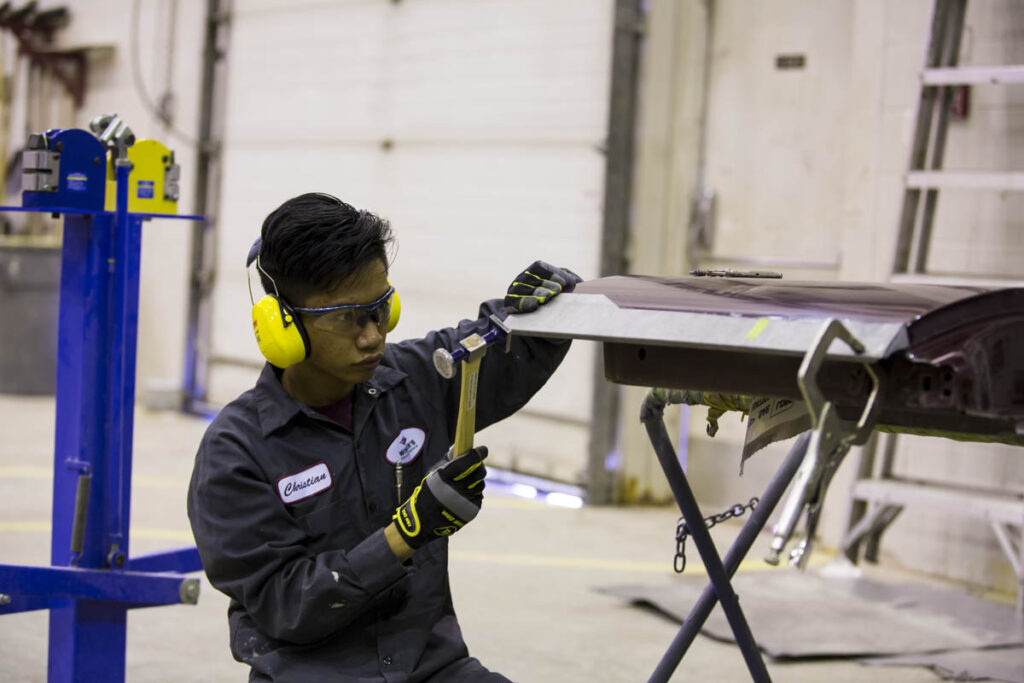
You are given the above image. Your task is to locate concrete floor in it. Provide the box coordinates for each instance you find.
[0,395,951,682]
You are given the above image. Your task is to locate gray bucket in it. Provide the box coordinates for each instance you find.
[0,242,61,395]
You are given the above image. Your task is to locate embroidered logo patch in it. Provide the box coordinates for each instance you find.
[276,462,332,504]
[386,427,426,466]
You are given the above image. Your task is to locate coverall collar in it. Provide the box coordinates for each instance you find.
[253,362,406,437]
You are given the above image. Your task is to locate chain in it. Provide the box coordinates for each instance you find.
[674,497,759,573]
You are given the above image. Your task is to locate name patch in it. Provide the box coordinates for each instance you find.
[386,427,426,466]
[277,462,332,504]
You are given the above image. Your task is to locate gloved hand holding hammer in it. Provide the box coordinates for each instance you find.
[393,447,489,549]
[398,260,582,555]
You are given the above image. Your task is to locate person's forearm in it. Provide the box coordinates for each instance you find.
[385,521,415,561]
[221,527,410,644]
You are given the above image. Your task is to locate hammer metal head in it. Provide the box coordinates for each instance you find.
[458,333,488,362]
[433,348,457,379]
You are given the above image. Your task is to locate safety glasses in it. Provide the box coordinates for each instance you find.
[292,286,394,336]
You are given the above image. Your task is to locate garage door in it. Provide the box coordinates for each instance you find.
[206,0,613,484]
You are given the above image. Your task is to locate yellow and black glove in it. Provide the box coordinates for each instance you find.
[393,446,488,549]
[504,261,583,314]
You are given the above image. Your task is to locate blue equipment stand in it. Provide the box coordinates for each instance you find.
[640,393,812,683]
[0,163,205,682]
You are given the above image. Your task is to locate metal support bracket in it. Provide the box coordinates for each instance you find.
[0,565,200,615]
[126,547,203,575]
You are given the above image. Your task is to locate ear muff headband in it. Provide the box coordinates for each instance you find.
[387,286,401,333]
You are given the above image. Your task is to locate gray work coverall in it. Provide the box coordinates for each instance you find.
[187,301,570,682]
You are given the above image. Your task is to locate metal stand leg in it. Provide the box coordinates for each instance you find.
[48,211,134,682]
[866,434,899,563]
[841,504,903,559]
[649,433,810,682]
[988,521,1024,617]
[843,434,878,563]
[642,398,776,683]
[48,600,127,682]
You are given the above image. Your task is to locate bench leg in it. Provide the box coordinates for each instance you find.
[649,432,810,682]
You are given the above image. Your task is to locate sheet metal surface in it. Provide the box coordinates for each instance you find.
[507,291,908,360]
[506,276,1024,439]
[582,276,987,323]
[507,275,1001,360]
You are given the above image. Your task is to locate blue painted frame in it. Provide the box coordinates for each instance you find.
[0,159,204,683]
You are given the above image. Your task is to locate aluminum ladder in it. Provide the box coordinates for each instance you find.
[844,0,1024,615]
[891,0,1024,283]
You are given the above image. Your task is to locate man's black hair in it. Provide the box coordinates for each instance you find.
[257,192,394,303]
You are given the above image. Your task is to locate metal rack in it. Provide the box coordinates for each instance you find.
[0,126,204,682]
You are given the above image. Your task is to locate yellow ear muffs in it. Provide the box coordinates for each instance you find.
[251,295,310,368]
[387,286,401,333]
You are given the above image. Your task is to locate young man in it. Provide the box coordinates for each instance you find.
[187,192,579,682]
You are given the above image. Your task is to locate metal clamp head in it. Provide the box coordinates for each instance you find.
[164,150,181,201]
[21,149,60,192]
[89,113,136,158]
[797,318,880,446]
